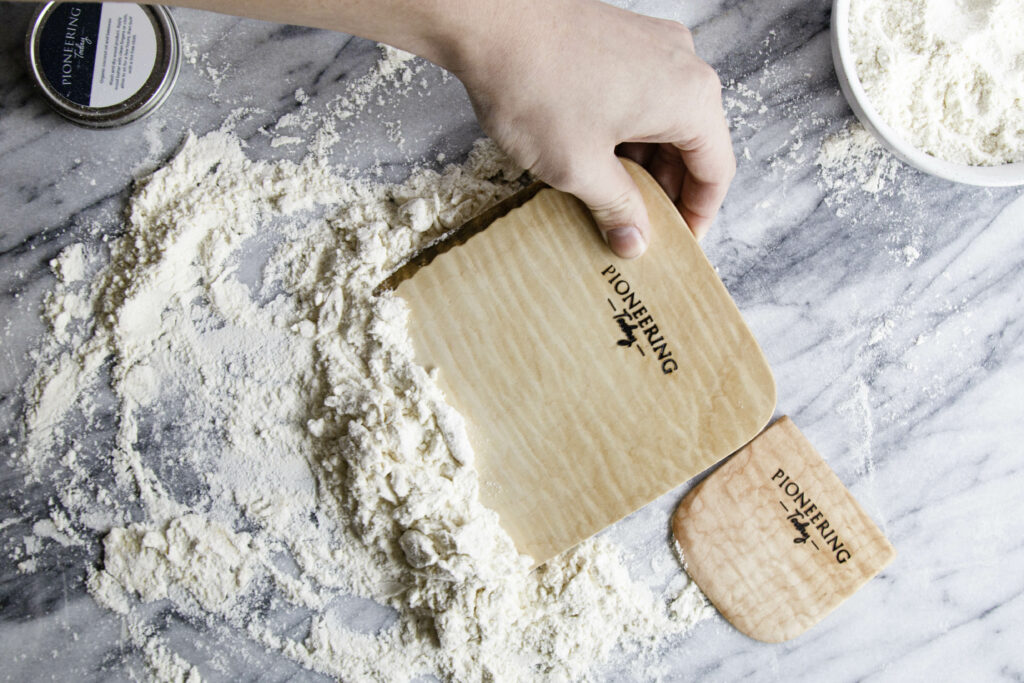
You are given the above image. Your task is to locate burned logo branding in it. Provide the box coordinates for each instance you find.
[772,468,852,564]
[601,265,678,375]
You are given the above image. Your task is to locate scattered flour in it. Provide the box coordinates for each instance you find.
[814,122,930,267]
[850,0,1024,165]
[816,122,903,215]
[274,45,423,156]
[16,49,710,681]
[179,34,228,91]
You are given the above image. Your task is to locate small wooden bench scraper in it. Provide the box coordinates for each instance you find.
[382,160,776,567]
[672,416,896,642]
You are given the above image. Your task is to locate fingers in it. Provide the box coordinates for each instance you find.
[647,143,686,204]
[673,105,736,241]
[627,66,735,241]
[568,155,651,259]
[617,136,734,242]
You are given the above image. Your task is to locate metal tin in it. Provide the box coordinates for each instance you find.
[26,2,180,128]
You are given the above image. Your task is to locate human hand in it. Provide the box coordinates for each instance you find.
[445,0,736,258]
[117,0,732,258]
[133,0,733,258]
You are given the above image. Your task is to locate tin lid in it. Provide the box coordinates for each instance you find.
[26,3,180,128]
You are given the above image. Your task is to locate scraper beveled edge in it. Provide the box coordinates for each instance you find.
[374,179,546,295]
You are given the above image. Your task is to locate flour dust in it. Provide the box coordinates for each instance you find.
[14,47,710,683]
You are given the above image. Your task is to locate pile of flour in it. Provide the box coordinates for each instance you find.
[849,0,1024,165]
[19,47,710,682]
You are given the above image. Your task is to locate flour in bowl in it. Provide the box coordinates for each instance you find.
[850,0,1024,165]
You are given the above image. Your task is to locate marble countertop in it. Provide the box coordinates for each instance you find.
[2,0,1022,680]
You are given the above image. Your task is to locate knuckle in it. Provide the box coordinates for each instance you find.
[528,148,598,193]
[682,62,724,113]
[694,62,723,96]
[664,21,695,50]
[590,186,636,218]
[533,155,589,193]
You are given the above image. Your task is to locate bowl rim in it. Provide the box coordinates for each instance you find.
[831,0,1024,187]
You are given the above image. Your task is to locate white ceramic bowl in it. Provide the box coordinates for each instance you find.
[831,0,1024,186]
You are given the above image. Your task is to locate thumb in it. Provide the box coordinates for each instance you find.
[571,156,650,259]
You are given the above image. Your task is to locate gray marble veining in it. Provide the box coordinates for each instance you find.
[1,0,1022,680]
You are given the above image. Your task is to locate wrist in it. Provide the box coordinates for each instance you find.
[401,1,520,77]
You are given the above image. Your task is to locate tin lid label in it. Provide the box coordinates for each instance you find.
[38,3,158,108]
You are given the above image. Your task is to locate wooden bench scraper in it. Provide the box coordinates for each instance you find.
[672,416,896,641]
[383,159,776,567]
